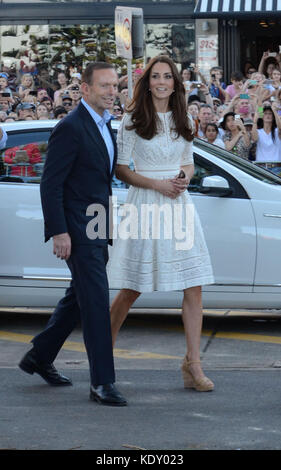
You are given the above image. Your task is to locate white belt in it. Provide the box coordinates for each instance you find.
[136,169,180,179]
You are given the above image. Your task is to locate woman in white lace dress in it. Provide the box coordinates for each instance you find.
[108,56,214,391]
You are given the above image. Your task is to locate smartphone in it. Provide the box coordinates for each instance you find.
[235,114,240,120]
[177,170,185,179]
[28,90,37,96]
[268,52,277,57]
[264,79,273,85]
[211,74,216,80]
[0,92,10,97]
[249,80,257,85]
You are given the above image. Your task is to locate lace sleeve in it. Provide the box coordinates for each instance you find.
[117,113,137,165]
[181,140,194,166]
[180,113,194,166]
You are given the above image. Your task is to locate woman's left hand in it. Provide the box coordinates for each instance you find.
[171,176,190,193]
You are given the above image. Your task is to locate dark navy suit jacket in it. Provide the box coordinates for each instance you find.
[40,102,117,245]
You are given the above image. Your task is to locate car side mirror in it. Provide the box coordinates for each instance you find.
[200,175,233,197]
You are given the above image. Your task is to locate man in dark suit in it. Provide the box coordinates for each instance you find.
[19,62,127,406]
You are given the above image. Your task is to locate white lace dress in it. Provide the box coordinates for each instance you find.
[107,112,214,292]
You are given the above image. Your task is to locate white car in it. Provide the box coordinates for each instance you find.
[0,120,281,310]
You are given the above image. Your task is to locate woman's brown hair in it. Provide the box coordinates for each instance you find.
[126,55,193,142]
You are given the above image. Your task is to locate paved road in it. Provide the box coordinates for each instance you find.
[0,309,281,451]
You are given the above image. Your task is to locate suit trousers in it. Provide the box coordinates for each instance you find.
[32,244,115,386]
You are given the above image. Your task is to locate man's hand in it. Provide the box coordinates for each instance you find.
[53,233,71,260]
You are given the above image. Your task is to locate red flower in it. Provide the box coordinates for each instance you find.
[4,143,42,177]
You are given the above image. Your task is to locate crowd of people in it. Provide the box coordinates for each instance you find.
[182,51,281,172]
[0,63,126,124]
[1,51,281,174]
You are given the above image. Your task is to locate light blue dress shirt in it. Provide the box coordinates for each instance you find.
[81,98,114,172]
[0,128,7,150]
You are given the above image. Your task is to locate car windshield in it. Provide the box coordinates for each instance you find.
[195,138,281,186]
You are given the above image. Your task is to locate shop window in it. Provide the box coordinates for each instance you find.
[145,22,195,67]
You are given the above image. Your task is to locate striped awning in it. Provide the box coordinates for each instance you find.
[194,0,281,17]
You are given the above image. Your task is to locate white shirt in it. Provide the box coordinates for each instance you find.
[211,137,225,148]
[256,128,281,162]
[0,128,7,150]
[81,98,114,171]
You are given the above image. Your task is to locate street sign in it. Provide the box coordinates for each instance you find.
[115,6,144,60]
[115,7,133,60]
[115,6,144,99]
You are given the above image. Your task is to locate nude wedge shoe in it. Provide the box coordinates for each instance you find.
[181,356,214,392]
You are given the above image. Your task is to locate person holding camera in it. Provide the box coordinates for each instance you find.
[221,112,251,159]
[68,84,81,109]
[258,51,280,79]
[209,67,226,103]
[265,68,281,97]
[181,67,195,92]
[53,72,69,103]
[251,103,281,168]
[17,73,35,100]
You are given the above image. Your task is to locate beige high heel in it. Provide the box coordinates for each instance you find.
[181,356,214,392]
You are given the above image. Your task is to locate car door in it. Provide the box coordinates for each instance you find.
[190,151,257,293]
[251,185,281,296]
[0,128,71,307]
[0,126,132,308]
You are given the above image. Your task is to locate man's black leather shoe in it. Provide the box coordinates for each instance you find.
[90,384,127,406]
[19,348,72,386]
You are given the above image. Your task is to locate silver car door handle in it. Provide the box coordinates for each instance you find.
[263,213,281,218]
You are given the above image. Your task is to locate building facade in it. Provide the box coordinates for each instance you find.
[0,1,197,78]
[194,0,281,80]
[1,1,279,82]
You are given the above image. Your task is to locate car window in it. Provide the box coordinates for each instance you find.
[195,138,281,186]
[0,127,129,187]
[0,130,51,183]
[189,158,213,193]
